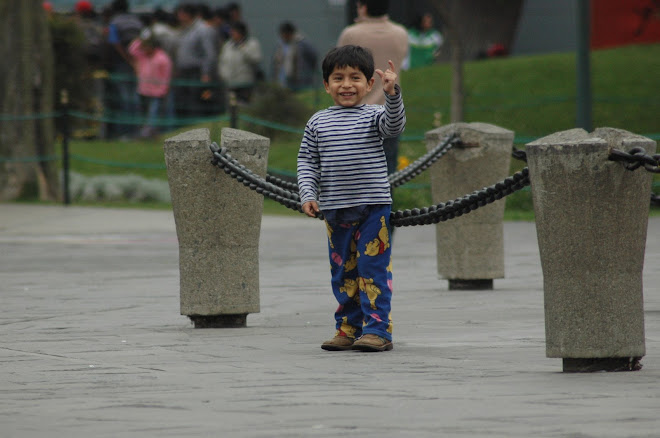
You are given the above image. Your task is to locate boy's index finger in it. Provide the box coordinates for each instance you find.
[388,60,396,73]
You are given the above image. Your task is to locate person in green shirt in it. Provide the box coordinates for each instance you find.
[405,13,443,69]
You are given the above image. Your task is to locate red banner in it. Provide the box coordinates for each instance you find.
[592,0,660,49]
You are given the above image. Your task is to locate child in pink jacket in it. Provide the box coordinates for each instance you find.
[128,30,173,138]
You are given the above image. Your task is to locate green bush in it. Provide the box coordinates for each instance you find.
[49,15,94,133]
[243,82,314,140]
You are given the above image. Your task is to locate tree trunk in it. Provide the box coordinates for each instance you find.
[427,0,525,123]
[0,0,58,201]
[450,37,464,122]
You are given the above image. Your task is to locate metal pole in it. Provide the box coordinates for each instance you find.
[60,89,70,206]
[576,0,592,131]
[229,91,238,129]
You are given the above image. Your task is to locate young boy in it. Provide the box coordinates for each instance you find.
[297,45,406,352]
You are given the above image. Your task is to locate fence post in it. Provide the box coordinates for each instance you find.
[425,122,513,290]
[60,89,71,206]
[526,127,654,372]
[163,128,269,328]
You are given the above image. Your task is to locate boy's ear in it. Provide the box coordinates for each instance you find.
[366,77,375,92]
[323,80,331,94]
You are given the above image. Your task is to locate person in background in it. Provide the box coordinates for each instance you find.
[225,2,242,24]
[106,0,143,138]
[149,8,179,130]
[405,12,443,69]
[218,21,262,104]
[197,3,224,114]
[213,7,231,42]
[128,29,173,139]
[337,0,408,177]
[43,2,55,20]
[72,0,105,70]
[151,8,179,60]
[271,21,318,91]
[206,7,229,48]
[174,3,217,118]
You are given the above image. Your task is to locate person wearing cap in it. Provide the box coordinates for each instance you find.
[73,0,104,70]
[42,2,54,18]
[75,0,93,14]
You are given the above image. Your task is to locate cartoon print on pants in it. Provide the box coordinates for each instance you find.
[339,278,359,300]
[338,316,358,339]
[344,238,358,272]
[358,277,381,310]
[364,216,390,256]
[325,221,335,249]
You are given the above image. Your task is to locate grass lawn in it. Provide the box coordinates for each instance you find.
[63,44,659,218]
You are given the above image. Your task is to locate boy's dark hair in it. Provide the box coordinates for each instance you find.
[358,0,389,17]
[322,45,374,82]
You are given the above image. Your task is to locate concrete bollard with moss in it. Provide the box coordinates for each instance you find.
[425,122,514,290]
[526,127,654,372]
[164,128,269,328]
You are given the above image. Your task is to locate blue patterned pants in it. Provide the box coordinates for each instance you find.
[325,205,393,341]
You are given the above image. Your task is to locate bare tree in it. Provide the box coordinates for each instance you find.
[427,0,524,122]
[0,0,58,201]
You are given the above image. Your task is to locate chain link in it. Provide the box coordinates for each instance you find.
[388,133,459,188]
[609,147,660,173]
[209,139,530,227]
[652,193,660,208]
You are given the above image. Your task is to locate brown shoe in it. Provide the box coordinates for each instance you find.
[321,335,354,351]
[352,334,393,352]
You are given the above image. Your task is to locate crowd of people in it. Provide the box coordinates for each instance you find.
[49,0,321,139]
[47,0,443,140]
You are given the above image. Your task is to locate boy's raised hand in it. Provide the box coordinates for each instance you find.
[375,60,398,96]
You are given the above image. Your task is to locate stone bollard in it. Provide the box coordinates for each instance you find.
[426,122,514,290]
[526,127,655,372]
[163,128,269,328]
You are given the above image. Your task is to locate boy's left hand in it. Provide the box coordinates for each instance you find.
[375,60,398,96]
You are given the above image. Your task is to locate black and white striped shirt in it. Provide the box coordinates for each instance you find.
[297,88,406,210]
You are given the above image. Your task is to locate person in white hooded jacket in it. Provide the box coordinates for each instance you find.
[218,21,262,104]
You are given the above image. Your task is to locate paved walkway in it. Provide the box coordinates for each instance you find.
[1,204,659,438]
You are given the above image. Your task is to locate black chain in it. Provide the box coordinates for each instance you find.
[609,147,660,173]
[608,147,660,208]
[209,141,530,227]
[388,133,459,188]
[652,193,660,208]
[390,168,529,227]
[512,146,527,162]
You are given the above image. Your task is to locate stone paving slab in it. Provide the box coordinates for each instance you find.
[1,204,659,438]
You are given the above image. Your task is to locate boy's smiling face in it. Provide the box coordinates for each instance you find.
[324,65,374,107]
